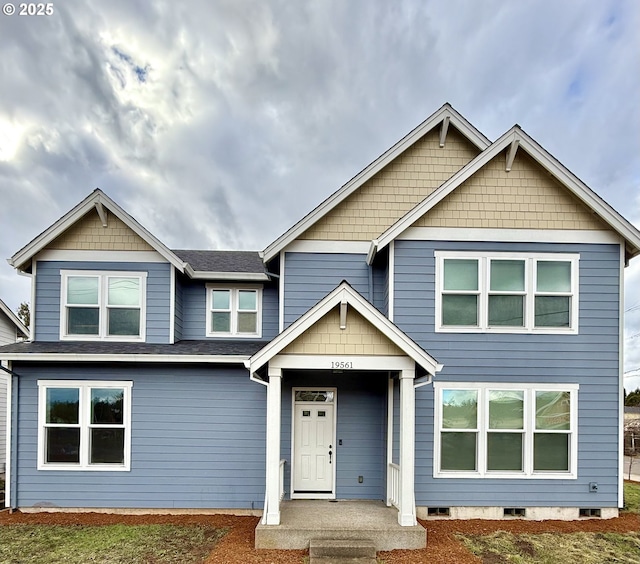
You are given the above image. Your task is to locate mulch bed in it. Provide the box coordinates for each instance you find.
[0,504,638,563]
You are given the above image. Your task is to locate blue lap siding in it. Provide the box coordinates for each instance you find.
[34,261,172,344]
[393,240,621,508]
[13,363,266,509]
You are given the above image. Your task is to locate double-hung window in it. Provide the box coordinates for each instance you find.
[38,380,132,471]
[206,285,262,337]
[61,271,146,340]
[434,382,578,479]
[436,252,579,333]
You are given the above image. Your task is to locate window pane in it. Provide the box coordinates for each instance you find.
[443,259,478,291]
[295,391,334,402]
[238,290,257,311]
[537,261,571,292]
[442,390,477,429]
[487,433,523,471]
[237,311,257,333]
[108,308,140,336]
[46,427,80,463]
[108,278,140,306]
[488,295,524,326]
[442,295,478,326]
[534,433,569,471]
[489,390,524,429]
[67,307,99,335]
[536,391,571,430]
[212,311,230,332]
[90,428,125,464]
[92,388,124,424]
[46,388,79,424]
[212,290,230,310]
[535,296,570,327]
[67,277,98,305]
[441,432,476,471]
[490,260,525,291]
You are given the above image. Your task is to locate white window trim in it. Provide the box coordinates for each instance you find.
[37,380,133,472]
[60,270,147,342]
[205,284,263,338]
[434,252,579,334]
[433,382,579,479]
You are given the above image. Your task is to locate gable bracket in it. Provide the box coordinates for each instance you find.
[505,136,520,172]
[339,299,348,330]
[95,202,108,227]
[439,116,450,148]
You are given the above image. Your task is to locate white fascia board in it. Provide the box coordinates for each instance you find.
[247,282,441,376]
[9,189,188,274]
[376,127,640,256]
[188,271,270,281]
[0,353,250,364]
[262,104,490,263]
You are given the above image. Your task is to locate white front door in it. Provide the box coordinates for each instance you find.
[293,401,335,495]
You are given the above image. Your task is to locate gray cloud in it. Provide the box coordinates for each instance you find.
[0,0,638,378]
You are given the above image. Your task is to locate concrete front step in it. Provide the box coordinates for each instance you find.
[310,539,376,559]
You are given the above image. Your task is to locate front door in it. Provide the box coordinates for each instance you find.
[292,391,335,496]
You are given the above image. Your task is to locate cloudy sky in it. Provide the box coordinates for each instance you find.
[0,1,639,388]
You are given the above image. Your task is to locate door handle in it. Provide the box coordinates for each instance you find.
[329,445,332,464]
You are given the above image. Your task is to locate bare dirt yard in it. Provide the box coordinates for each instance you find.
[0,485,638,564]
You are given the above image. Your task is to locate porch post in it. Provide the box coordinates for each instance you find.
[398,366,416,526]
[264,366,282,525]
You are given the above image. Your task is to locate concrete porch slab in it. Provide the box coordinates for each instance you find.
[255,500,426,551]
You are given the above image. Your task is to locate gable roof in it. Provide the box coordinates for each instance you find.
[369,126,640,263]
[0,298,28,339]
[9,189,189,273]
[246,281,443,377]
[262,103,491,262]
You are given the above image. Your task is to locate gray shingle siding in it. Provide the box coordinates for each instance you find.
[393,240,621,508]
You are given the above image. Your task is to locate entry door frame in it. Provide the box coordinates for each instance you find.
[290,387,337,500]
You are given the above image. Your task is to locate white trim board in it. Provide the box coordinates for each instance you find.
[0,353,251,363]
[398,228,622,245]
[35,250,168,263]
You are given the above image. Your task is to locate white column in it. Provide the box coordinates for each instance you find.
[386,376,394,507]
[264,366,282,525]
[398,367,416,526]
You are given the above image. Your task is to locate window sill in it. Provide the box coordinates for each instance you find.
[434,471,577,480]
[60,335,146,342]
[38,464,130,472]
[435,326,578,335]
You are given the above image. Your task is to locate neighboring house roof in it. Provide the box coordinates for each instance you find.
[9,189,189,274]
[0,339,264,363]
[369,126,640,263]
[173,250,269,281]
[262,103,491,262]
[247,281,443,377]
[0,298,29,340]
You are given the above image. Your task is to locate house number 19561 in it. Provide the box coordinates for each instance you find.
[331,361,353,369]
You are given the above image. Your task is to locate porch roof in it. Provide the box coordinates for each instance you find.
[246,281,443,377]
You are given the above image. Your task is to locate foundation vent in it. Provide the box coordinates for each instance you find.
[427,507,451,517]
[503,507,526,517]
[579,508,602,518]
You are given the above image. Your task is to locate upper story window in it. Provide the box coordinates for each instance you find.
[206,285,262,338]
[435,252,579,334]
[61,271,147,341]
[38,380,132,471]
[434,382,578,479]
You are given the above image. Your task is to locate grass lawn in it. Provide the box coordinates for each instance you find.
[457,482,640,564]
[0,523,226,564]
